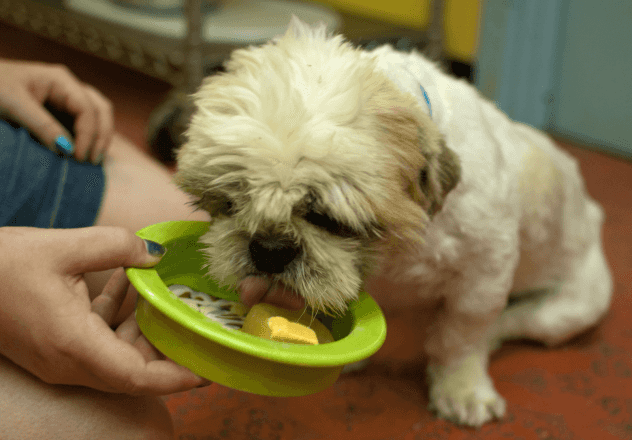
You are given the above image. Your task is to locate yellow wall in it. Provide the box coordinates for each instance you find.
[313,0,480,62]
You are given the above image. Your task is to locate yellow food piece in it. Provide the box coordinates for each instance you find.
[265,317,318,345]
[240,303,334,344]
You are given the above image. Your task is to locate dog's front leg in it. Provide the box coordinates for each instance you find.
[424,281,509,427]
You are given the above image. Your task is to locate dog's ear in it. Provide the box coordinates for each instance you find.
[365,70,461,220]
[374,105,461,219]
[417,136,461,217]
[371,104,461,227]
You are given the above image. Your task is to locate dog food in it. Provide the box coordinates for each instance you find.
[241,303,334,344]
[169,285,333,344]
[169,284,247,330]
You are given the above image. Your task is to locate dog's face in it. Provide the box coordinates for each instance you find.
[175,19,460,314]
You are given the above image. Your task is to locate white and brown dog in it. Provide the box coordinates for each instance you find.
[174,18,612,426]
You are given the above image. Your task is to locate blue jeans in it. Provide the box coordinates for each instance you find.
[0,120,105,228]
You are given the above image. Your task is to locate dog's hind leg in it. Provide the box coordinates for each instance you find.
[495,130,613,349]
[490,214,612,348]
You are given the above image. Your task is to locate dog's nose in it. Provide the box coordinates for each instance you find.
[248,233,301,274]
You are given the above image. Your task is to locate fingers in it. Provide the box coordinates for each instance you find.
[239,277,305,310]
[91,267,130,325]
[262,284,306,310]
[45,226,166,274]
[3,87,74,154]
[77,85,114,164]
[45,70,114,164]
[115,313,163,363]
[115,310,143,344]
[75,313,206,395]
[6,63,114,164]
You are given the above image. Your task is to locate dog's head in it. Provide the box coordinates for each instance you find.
[174,18,460,314]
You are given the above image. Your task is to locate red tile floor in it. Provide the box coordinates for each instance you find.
[2,22,631,440]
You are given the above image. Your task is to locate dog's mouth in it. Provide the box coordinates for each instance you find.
[238,275,306,310]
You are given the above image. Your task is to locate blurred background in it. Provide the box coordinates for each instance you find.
[3,0,629,162]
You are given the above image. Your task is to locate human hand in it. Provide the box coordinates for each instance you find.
[0,59,114,164]
[0,226,208,395]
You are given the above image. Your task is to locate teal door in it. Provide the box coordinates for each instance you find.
[477,0,632,159]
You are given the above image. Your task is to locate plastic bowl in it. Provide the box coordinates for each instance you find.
[126,221,387,397]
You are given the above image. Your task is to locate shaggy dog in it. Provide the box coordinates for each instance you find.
[174,18,612,426]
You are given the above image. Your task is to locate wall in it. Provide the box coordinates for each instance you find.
[312,0,480,62]
[548,0,632,158]
[477,0,632,158]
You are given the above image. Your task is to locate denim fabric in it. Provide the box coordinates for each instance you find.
[0,120,105,228]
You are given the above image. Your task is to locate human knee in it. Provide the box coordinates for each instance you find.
[85,394,175,440]
[0,355,175,440]
[137,396,176,440]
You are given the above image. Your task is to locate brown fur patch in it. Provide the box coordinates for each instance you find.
[420,139,462,216]
[363,74,461,242]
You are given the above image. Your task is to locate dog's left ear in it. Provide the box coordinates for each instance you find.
[366,72,461,220]
[374,105,461,220]
[417,136,461,217]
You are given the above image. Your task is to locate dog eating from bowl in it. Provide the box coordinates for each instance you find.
[173,18,612,427]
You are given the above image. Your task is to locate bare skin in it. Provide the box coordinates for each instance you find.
[0,58,210,440]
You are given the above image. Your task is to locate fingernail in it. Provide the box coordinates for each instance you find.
[55,136,74,155]
[144,239,166,258]
[196,380,213,388]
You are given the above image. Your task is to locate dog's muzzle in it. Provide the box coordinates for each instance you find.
[248,232,301,274]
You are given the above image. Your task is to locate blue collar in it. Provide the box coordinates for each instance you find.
[420,85,432,118]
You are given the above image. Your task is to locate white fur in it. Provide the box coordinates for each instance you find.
[176,18,613,427]
[364,42,612,426]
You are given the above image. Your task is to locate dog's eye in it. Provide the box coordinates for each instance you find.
[215,198,235,217]
[303,210,358,238]
[196,194,235,217]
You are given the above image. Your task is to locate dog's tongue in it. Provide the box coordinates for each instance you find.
[239,276,305,310]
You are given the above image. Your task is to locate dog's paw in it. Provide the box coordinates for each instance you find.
[428,378,506,427]
[426,355,506,427]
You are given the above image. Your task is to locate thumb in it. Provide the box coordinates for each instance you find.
[7,92,74,154]
[52,226,166,274]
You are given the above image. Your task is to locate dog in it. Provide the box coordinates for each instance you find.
[174,18,613,427]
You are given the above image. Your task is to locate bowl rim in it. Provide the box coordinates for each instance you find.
[126,220,387,367]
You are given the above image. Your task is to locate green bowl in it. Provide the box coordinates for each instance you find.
[126,221,387,397]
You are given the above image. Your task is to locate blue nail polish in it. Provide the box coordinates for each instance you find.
[144,239,166,257]
[55,136,74,155]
